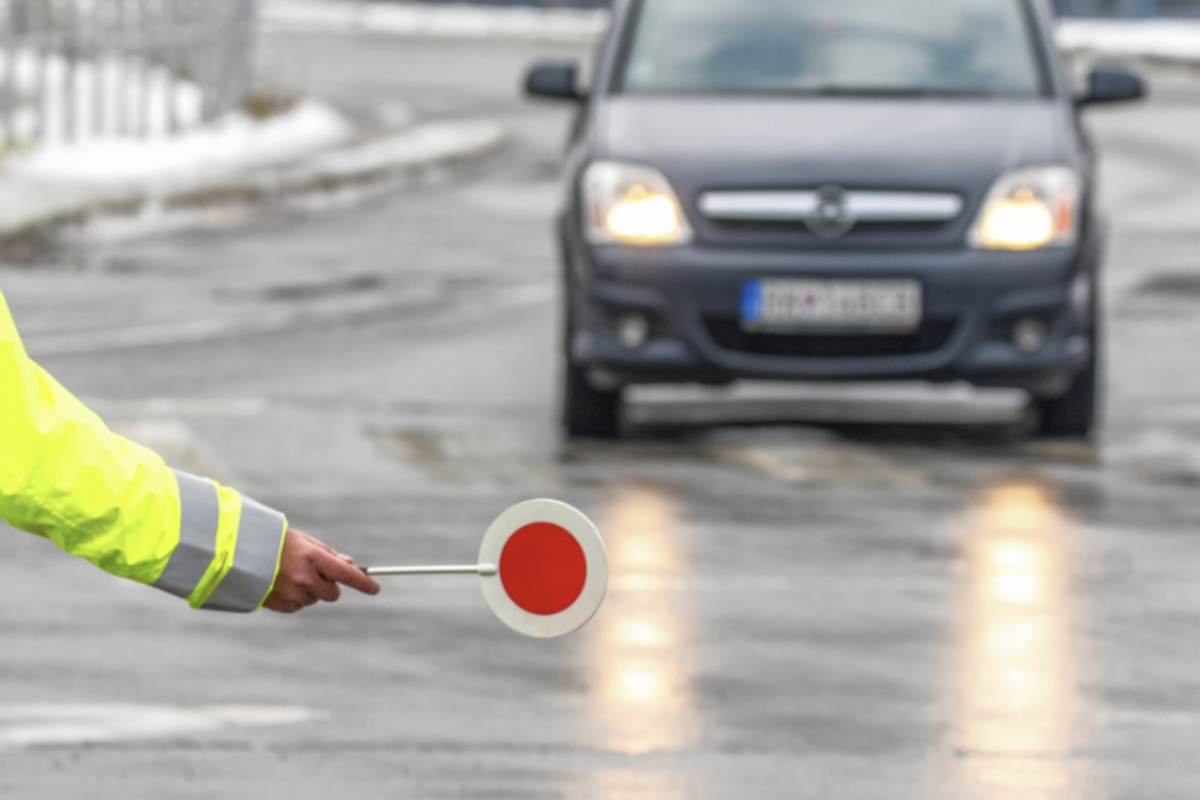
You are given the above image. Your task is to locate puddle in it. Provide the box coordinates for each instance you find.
[215,271,384,302]
[259,272,382,301]
[1134,271,1200,296]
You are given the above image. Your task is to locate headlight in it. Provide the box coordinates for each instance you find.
[969,166,1080,251]
[582,161,692,246]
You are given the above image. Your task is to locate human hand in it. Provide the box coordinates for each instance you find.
[264,529,381,613]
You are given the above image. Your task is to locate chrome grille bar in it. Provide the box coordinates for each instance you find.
[699,190,963,223]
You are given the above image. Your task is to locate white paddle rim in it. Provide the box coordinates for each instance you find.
[478,498,608,639]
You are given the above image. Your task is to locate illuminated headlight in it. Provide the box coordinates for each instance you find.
[969,166,1080,251]
[583,161,692,246]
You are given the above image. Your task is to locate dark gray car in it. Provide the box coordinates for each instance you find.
[525,0,1145,439]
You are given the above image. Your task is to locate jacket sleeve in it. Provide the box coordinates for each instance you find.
[0,291,287,612]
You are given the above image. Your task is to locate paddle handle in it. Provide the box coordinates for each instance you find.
[361,563,498,577]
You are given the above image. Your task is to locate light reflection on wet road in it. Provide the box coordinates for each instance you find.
[955,483,1080,797]
[590,486,696,759]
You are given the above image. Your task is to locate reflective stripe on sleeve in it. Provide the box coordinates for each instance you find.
[153,471,220,600]
[202,496,286,613]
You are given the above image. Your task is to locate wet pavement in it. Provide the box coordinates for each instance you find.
[3,32,1200,800]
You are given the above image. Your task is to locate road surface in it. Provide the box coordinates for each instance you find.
[2,31,1200,800]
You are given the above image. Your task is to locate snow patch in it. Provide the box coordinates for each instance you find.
[1056,19,1200,63]
[5,100,352,189]
[299,118,502,177]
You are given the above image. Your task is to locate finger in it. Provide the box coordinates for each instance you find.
[304,533,357,567]
[321,548,355,564]
[316,551,382,595]
[280,584,318,608]
[294,528,358,563]
[306,573,341,603]
[320,543,356,564]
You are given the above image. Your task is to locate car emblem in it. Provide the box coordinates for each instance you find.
[805,185,856,239]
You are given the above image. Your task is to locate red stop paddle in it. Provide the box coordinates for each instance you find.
[361,499,608,639]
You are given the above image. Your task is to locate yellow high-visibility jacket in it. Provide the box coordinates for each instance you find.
[0,289,286,612]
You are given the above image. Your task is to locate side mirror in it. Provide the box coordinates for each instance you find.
[524,61,585,102]
[1077,66,1146,107]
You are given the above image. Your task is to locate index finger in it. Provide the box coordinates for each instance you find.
[315,550,382,595]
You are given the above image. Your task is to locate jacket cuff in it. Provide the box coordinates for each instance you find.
[153,471,287,613]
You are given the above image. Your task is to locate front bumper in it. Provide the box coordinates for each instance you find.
[565,235,1098,399]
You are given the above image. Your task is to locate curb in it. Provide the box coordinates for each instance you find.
[0,115,506,252]
[222,118,506,206]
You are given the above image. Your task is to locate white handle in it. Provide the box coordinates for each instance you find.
[362,563,497,577]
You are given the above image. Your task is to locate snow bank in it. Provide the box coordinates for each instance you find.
[0,39,351,190]
[1056,19,1200,63]
[5,100,352,188]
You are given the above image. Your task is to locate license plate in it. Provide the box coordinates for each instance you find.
[741,279,922,332]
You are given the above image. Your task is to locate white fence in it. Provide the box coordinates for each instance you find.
[0,0,256,149]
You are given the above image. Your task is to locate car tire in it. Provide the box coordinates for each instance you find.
[563,358,622,439]
[560,285,622,439]
[1036,347,1099,439]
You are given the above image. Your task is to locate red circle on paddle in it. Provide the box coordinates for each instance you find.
[499,522,588,615]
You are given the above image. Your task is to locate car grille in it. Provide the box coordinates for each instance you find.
[703,318,958,358]
[693,188,967,249]
[698,218,958,249]
[711,218,948,237]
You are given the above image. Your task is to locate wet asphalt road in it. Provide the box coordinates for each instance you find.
[3,30,1200,800]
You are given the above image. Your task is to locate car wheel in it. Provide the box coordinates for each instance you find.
[561,290,622,439]
[563,358,622,439]
[1036,348,1099,439]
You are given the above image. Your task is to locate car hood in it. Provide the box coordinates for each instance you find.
[593,96,1080,194]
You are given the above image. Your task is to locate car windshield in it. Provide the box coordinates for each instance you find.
[619,0,1045,98]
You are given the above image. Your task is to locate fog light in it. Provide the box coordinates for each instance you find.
[1013,317,1048,353]
[616,313,650,349]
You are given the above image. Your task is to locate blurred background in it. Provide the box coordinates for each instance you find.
[2,1,1200,798]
